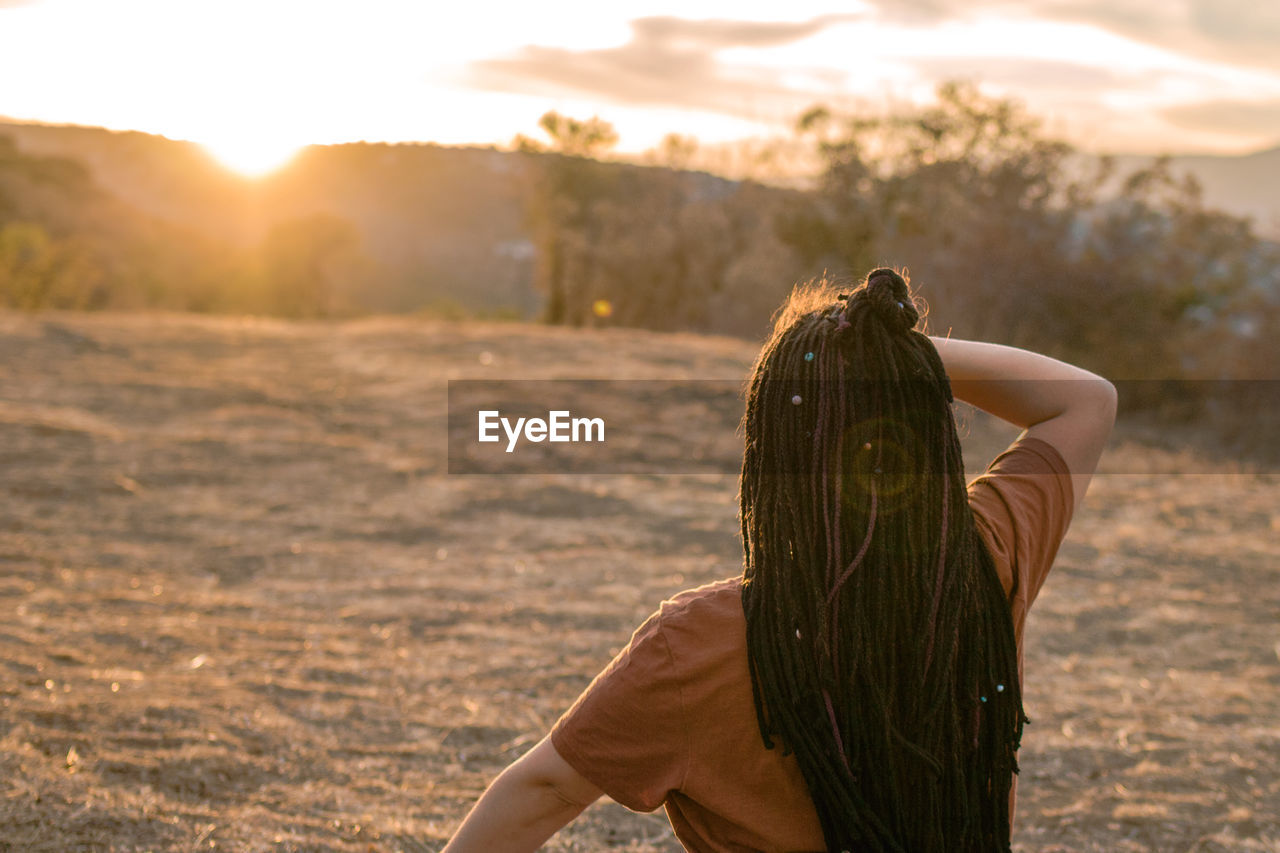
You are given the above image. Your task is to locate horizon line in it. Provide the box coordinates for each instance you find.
[2,113,1278,164]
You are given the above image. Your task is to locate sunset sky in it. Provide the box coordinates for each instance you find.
[2,0,1280,175]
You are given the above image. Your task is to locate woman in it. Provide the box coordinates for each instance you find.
[444,269,1117,851]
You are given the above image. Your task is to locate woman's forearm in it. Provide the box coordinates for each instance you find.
[443,737,602,853]
[928,336,1111,428]
[442,768,586,853]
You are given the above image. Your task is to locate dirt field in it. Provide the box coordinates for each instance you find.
[0,311,1276,852]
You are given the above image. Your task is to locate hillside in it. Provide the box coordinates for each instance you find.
[0,121,540,314]
[0,311,1276,850]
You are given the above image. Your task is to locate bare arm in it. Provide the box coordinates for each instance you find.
[929,337,1117,511]
[442,736,604,853]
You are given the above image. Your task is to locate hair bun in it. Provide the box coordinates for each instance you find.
[864,268,918,334]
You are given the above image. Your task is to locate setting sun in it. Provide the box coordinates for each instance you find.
[200,135,304,178]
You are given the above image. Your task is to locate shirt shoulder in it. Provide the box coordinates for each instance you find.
[654,578,744,643]
[966,435,1075,609]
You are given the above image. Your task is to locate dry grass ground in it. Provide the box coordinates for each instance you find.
[0,311,1276,852]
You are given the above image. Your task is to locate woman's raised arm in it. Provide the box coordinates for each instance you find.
[929,336,1117,511]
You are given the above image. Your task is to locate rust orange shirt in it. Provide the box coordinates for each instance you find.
[551,436,1074,852]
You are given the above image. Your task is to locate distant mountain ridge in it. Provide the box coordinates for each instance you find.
[1108,146,1280,237]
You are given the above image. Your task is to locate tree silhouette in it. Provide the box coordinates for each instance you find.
[514,111,619,159]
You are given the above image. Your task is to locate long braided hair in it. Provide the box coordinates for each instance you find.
[740,268,1027,851]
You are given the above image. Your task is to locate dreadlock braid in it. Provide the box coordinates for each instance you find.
[740,268,1027,851]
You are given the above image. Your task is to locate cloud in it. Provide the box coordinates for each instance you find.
[1162,98,1280,137]
[1052,0,1280,70]
[467,14,863,118]
[1187,0,1280,45]
[971,0,1277,71]
[908,57,1122,91]
[866,0,968,25]
[464,5,1280,155]
[625,15,864,49]
[868,0,1280,72]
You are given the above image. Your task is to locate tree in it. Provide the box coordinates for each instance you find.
[519,114,623,324]
[514,112,619,158]
[647,134,699,170]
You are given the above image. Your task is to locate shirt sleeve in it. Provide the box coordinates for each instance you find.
[550,607,688,813]
[966,435,1075,611]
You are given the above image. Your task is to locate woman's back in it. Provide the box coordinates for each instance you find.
[551,435,1075,851]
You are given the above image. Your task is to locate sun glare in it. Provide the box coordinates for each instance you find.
[201,136,304,178]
